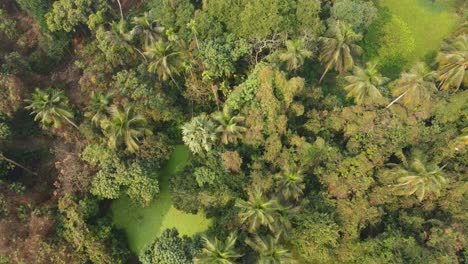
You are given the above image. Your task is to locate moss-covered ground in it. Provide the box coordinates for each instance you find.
[111,145,211,254]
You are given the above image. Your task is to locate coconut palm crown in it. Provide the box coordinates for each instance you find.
[344,62,389,105]
[25,87,78,130]
[100,105,152,152]
[212,107,247,145]
[318,20,363,83]
[194,233,243,264]
[387,150,448,201]
[437,34,467,91]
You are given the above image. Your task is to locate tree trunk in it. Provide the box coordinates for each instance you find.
[319,64,331,84]
[63,116,80,130]
[116,0,124,20]
[134,47,148,63]
[211,84,220,111]
[1,155,37,176]
[386,90,409,109]
[169,72,181,90]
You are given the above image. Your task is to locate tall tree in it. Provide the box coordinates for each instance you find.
[194,233,242,264]
[344,62,388,105]
[387,62,437,108]
[278,39,312,71]
[25,88,78,130]
[436,34,467,91]
[144,40,183,86]
[386,150,448,202]
[181,114,217,155]
[236,188,281,233]
[318,20,362,83]
[84,91,114,126]
[245,234,296,264]
[212,107,247,145]
[275,166,305,201]
[100,105,152,152]
[130,10,165,49]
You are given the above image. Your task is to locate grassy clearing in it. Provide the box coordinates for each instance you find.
[379,0,459,58]
[111,145,211,254]
[363,0,459,77]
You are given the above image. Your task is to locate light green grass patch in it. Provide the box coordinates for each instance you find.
[111,145,212,254]
[379,0,459,58]
[364,0,459,77]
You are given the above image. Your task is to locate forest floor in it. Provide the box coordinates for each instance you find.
[111,145,212,254]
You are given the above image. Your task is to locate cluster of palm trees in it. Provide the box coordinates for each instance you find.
[182,106,247,155]
[25,88,151,153]
[278,19,466,106]
[120,10,185,86]
[195,166,305,263]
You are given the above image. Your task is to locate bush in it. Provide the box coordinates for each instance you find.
[330,0,377,32]
[16,0,54,30]
[140,228,201,264]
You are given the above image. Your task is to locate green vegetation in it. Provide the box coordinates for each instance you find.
[363,0,460,77]
[112,145,211,254]
[0,0,466,263]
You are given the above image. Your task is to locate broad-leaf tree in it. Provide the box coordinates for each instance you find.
[194,233,242,264]
[278,39,312,71]
[318,20,362,83]
[344,62,388,105]
[101,105,152,152]
[437,34,467,91]
[212,106,247,145]
[25,88,78,130]
[387,62,437,108]
[245,234,296,264]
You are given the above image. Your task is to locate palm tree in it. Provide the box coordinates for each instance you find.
[25,88,78,130]
[236,188,281,233]
[194,233,243,264]
[130,10,165,48]
[279,39,312,71]
[344,62,388,105]
[84,91,114,126]
[245,234,296,264]
[212,107,247,145]
[275,166,305,201]
[181,114,217,155]
[318,20,363,83]
[96,19,142,66]
[144,40,183,87]
[386,62,437,108]
[100,105,152,153]
[436,34,467,91]
[386,150,447,201]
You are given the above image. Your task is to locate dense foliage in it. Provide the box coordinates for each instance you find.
[0,0,466,263]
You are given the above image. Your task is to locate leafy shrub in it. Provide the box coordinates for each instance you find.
[140,228,201,264]
[0,9,16,39]
[199,34,250,80]
[82,144,159,206]
[16,0,54,30]
[330,0,377,32]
